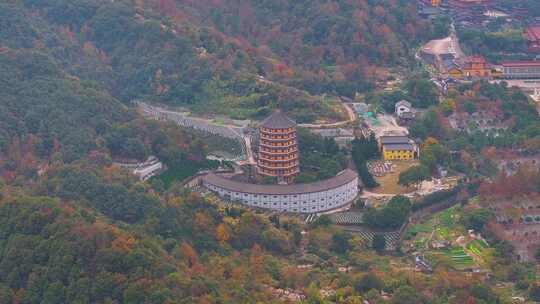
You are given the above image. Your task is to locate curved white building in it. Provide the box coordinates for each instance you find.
[202,169,359,213]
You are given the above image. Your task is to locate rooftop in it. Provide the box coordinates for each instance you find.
[501,61,540,67]
[526,26,540,41]
[203,169,358,195]
[380,136,411,145]
[260,111,296,129]
[395,100,412,108]
[383,143,415,151]
[466,55,487,64]
[313,128,354,138]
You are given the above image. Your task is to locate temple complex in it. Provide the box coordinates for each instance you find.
[463,55,491,78]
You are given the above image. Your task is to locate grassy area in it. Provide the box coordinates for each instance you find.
[372,160,418,194]
[153,160,218,188]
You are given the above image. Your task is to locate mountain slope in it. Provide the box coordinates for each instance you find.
[1,0,442,122]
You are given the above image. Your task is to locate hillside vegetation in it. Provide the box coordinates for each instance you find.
[1,0,441,122]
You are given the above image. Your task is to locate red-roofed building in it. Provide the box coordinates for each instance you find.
[463,55,491,78]
[501,61,540,79]
[525,26,540,53]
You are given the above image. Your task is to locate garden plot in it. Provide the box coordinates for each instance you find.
[466,239,491,257]
[329,212,364,225]
[348,230,401,250]
[443,247,475,268]
[406,206,495,270]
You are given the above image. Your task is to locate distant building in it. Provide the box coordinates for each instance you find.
[501,61,540,79]
[202,169,359,213]
[128,156,163,181]
[525,25,540,53]
[448,0,492,9]
[395,100,415,125]
[463,55,491,78]
[395,100,412,117]
[257,111,300,184]
[351,103,369,116]
[448,66,464,78]
[311,128,354,147]
[379,136,418,161]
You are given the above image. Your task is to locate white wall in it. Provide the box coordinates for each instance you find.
[203,177,359,213]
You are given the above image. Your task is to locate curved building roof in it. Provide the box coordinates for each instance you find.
[260,110,296,129]
[203,169,358,195]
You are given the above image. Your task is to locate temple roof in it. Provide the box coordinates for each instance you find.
[203,169,357,195]
[260,110,296,129]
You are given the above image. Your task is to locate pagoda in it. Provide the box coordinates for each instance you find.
[257,111,300,184]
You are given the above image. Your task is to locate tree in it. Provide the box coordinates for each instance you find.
[398,165,430,187]
[331,231,352,254]
[364,196,412,230]
[312,214,331,227]
[390,286,428,304]
[351,136,379,188]
[372,234,386,252]
[43,282,66,304]
[404,79,439,108]
[530,285,540,302]
[215,223,230,245]
[354,273,384,293]
[463,209,493,232]
[463,101,477,114]
[470,283,499,303]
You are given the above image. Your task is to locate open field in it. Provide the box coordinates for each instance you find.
[372,160,418,194]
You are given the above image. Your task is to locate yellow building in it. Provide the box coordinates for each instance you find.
[431,0,441,6]
[380,136,418,161]
[448,67,463,79]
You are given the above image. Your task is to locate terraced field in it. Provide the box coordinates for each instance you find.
[467,239,490,257]
[442,247,475,268]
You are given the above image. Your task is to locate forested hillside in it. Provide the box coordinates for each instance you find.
[0,1,503,303]
[0,178,304,303]
[0,0,442,122]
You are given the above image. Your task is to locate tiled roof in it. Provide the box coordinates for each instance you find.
[260,111,296,129]
[501,61,540,67]
[526,26,540,41]
[395,100,411,108]
[384,143,415,151]
[202,169,358,195]
[380,136,411,145]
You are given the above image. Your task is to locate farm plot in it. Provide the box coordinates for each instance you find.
[349,230,401,250]
[442,247,475,268]
[329,212,364,225]
[466,239,490,257]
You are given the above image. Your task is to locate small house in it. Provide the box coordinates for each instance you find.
[395,100,412,118]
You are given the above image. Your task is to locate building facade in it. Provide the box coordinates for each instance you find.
[501,61,540,79]
[257,111,300,183]
[202,169,359,213]
[395,100,412,117]
[380,136,418,161]
[463,55,491,78]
